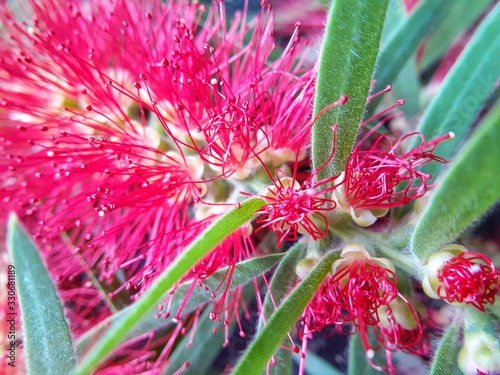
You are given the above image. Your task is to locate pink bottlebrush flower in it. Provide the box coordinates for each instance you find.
[249,170,338,248]
[333,130,454,226]
[423,245,499,312]
[298,245,398,338]
[0,3,319,372]
[148,1,317,179]
[241,96,347,248]
[243,105,347,247]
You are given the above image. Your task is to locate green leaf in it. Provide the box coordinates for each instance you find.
[411,105,500,260]
[7,214,76,374]
[163,306,228,375]
[293,351,344,375]
[422,0,491,69]
[76,253,284,353]
[257,241,306,375]
[74,197,265,375]
[368,0,449,112]
[230,251,338,375]
[259,241,305,325]
[415,5,500,181]
[347,333,377,375]
[430,323,460,375]
[381,0,420,118]
[312,0,389,180]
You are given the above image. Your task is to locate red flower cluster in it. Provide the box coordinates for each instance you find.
[0,0,317,371]
[298,245,426,373]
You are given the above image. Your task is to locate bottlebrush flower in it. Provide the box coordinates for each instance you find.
[296,256,342,338]
[330,244,398,337]
[244,112,347,248]
[422,245,499,312]
[298,244,425,373]
[332,131,454,226]
[247,169,339,248]
[0,1,317,368]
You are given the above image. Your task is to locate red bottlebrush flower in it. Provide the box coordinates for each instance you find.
[250,171,338,248]
[333,130,454,226]
[149,2,317,179]
[0,2,317,364]
[437,252,499,312]
[242,96,347,248]
[423,245,499,312]
[330,245,398,330]
[244,114,347,247]
[297,245,425,374]
[298,245,398,339]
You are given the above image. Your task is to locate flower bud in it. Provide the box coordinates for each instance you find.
[295,257,319,280]
[378,296,418,331]
[422,245,499,311]
[458,331,500,375]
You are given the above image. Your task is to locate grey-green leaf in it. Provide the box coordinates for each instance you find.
[312,0,389,180]
[412,104,500,260]
[381,0,420,117]
[415,4,500,182]
[163,306,228,375]
[76,253,284,354]
[230,251,338,375]
[421,0,491,69]
[7,213,76,374]
[368,0,449,113]
[430,324,460,375]
[257,241,305,375]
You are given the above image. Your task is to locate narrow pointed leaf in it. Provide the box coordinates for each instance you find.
[230,251,338,375]
[312,0,389,180]
[7,214,76,374]
[368,0,449,112]
[76,253,284,353]
[381,0,420,117]
[412,105,500,260]
[259,241,305,325]
[415,5,500,181]
[163,307,228,375]
[422,0,491,69]
[74,197,265,375]
[430,324,460,375]
[347,333,377,375]
[293,351,344,375]
[257,241,306,375]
